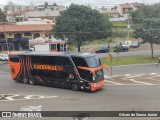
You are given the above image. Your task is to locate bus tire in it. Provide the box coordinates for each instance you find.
[23,77,28,84]
[29,77,35,85]
[71,83,79,91]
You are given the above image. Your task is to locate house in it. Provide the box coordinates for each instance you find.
[25,3,65,22]
[131,2,143,10]
[116,3,143,20]
[117,3,133,14]
[25,8,60,22]
[4,2,37,22]
[4,2,37,14]
[0,24,53,51]
[103,10,120,18]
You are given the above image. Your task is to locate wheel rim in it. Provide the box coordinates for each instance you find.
[29,78,34,85]
[23,77,28,84]
[72,83,78,90]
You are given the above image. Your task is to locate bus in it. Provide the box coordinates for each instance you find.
[8,52,108,91]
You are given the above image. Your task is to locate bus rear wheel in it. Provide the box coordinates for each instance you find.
[29,77,35,85]
[23,77,28,84]
[71,83,79,91]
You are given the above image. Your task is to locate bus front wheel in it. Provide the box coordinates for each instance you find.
[71,83,79,91]
[23,77,29,84]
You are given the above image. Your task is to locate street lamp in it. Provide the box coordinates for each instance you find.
[40,24,51,52]
[0,20,9,54]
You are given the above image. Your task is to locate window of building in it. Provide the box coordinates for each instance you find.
[33,33,40,38]
[0,34,5,39]
[9,33,12,36]
[24,32,32,36]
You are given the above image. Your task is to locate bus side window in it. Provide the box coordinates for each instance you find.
[71,57,88,67]
[31,56,72,66]
[10,55,19,62]
[71,57,92,80]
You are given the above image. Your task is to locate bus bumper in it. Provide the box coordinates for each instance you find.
[90,80,105,91]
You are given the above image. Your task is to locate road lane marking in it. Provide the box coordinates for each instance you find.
[125,74,145,78]
[106,84,160,86]
[105,80,124,85]
[104,75,110,79]
[104,75,119,79]
[129,79,153,85]
[124,74,130,77]
[0,94,58,101]
[20,105,42,111]
[150,73,156,75]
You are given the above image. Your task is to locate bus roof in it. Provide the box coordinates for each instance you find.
[11,51,96,58]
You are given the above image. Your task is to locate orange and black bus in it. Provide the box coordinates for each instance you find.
[8,52,108,91]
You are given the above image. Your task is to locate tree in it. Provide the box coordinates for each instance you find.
[134,18,160,58]
[0,11,7,23]
[131,3,160,58]
[131,3,160,24]
[15,17,23,22]
[52,4,112,52]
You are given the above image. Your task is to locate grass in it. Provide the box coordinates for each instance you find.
[112,21,128,27]
[101,56,158,66]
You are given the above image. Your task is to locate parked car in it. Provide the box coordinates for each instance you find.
[0,54,9,61]
[131,41,140,48]
[95,46,109,53]
[125,41,132,48]
[113,44,129,52]
[103,43,110,48]
[121,44,129,51]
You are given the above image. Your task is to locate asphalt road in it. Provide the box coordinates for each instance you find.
[0,63,160,120]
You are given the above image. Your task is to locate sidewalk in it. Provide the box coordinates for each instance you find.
[0,51,9,54]
[0,61,8,65]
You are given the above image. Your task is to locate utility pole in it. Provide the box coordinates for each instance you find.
[3,24,9,54]
[127,14,130,40]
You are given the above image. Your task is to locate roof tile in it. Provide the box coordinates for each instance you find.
[0,24,53,32]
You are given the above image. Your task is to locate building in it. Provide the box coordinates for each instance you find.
[117,3,133,14]
[16,18,54,25]
[4,2,37,22]
[116,2,143,20]
[131,2,143,10]
[103,10,120,18]
[0,24,53,51]
[25,9,60,23]
[4,2,37,14]
[37,2,65,12]
[25,2,65,22]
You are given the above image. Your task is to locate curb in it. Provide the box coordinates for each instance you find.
[109,63,157,67]
[0,62,8,65]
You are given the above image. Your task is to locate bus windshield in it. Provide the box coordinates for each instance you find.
[85,56,101,68]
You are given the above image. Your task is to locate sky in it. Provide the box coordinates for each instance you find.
[0,0,160,7]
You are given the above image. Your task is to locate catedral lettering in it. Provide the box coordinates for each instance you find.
[34,64,64,71]
[8,52,109,92]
